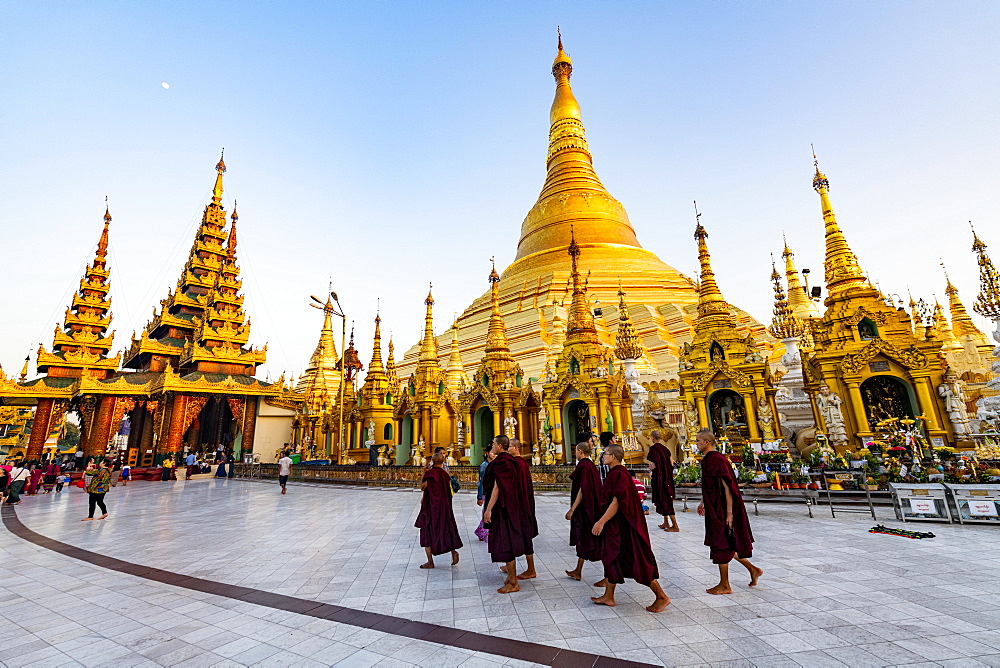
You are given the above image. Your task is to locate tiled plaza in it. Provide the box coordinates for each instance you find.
[2,478,1000,667]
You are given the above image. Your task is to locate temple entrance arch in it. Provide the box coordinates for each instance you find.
[473,405,494,465]
[398,414,413,465]
[708,389,748,439]
[562,399,591,461]
[861,375,917,425]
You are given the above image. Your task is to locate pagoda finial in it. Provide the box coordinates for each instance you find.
[566,225,597,340]
[693,202,733,326]
[811,152,867,297]
[971,223,1000,320]
[485,259,511,355]
[19,355,29,381]
[96,200,111,266]
[769,258,804,340]
[781,238,821,320]
[419,284,438,363]
[227,203,238,257]
[613,286,643,361]
[212,148,226,203]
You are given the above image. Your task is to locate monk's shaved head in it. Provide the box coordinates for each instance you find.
[575,441,592,457]
[509,438,521,455]
[695,429,716,455]
[605,445,625,464]
[650,429,661,442]
[432,451,446,464]
[493,435,510,450]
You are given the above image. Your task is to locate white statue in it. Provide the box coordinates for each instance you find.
[531,441,541,466]
[816,384,848,447]
[366,420,375,444]
[938,372,972,436]
[757,399,776,441]
[376,445,389,466]
[446,444,458,467]
[503,408,517,437]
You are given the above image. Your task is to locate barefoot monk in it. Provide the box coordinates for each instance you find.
[591,445,670,613]
[647,430,679,532]
[695,429,762,594]
[483,435,537,593]
[415,451,462,569]
[565,440,602,581]
[508,437,538,581]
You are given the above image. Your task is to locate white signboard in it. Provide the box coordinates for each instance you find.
[908,498,937,515]
[968,500,998,517]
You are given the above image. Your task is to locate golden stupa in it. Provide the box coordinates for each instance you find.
[398,36,766,385]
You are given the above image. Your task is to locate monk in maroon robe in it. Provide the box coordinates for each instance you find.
[696,429,762,594]
[508,438,538,580]
[646,430,678,532]
[483,435,536,593]
[591,445,670,612]
[565,440,602,580]
[415,452,462,568]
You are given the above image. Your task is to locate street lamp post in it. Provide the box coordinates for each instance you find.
[311,292,347,464]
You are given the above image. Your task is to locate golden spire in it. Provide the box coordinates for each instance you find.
[485,259,512,355]
[782,238,821,320]
[942,268,984,341]
[212,149,226,203]
[445,318,467,392]
[565,227,598,342]
[613,286,644,360]
[19,355,29,382]
[341,326,363,383]
[812,155,868,296]
[934,300,962,352]
[418,284,439,363]
[769,260,804,339]
[510,32,642,266]
[693,204,733,326]
[369,314,385,375]
[297,295,341,393]
[972,225,1000,320]
[226,203,238,259]
[386,336,400,390]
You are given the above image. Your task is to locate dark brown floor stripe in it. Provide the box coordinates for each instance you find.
[1,506,658,667]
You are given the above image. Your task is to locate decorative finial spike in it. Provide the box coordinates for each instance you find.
[557,26,563,51]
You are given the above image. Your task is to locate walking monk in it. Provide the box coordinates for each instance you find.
[646,430,679,532]
[483,435,537,593]
[415,451,462,569]
[565,440,602,580]
[508,438,538,580]
[591,445,670,612]
[696,430,762,594]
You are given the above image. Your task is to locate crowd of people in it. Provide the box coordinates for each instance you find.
[415,428,762,612]
[0,456,123,521]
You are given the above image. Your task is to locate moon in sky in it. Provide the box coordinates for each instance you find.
[161,82,170,89]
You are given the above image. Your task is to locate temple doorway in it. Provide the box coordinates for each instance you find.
[399,415,413,465]
[562,399,591,461]
[708,390,748,438]
[861,375,917,425]
[473,406,494,465]
[184,397,235,462]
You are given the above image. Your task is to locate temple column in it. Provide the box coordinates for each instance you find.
[430,414,439,447]
[695,393,710,431]
[164,394,187,461]
[845,381,871,436]
[242,396,258,456]
[139,406,154,466]
[914,376,941,432]
[743,392,760,441]
[26,399,55,461]
[84,396,118,459]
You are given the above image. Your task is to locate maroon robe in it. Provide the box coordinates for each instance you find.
[646,442,675,516]
[415,467,463,556]
[569,457,602,561]
[700,450,753,563]
[482,451,535,563]
[600,465,659,586]
[513,455,539,540]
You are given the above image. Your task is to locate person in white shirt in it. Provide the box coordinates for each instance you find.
[8,463,30,504]
[277,452,293,495]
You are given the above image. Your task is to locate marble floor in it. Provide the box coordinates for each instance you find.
[2,478,1000,668]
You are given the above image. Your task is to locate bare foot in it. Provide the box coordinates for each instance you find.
[646,595,670,613]
[590,595,616,607]
[657,522,668,530]
[451,550,460,566]
[99,514,108,520]
[565,570,582,581]
[516,570,536,580]
[748,566,763,587]
[497,582,520,594]
[81,518,94,521]
[499,564,508,574]
[665,527,680,532]
[706,584,732,595]
[593,578,608,588]
[419,561,435,569]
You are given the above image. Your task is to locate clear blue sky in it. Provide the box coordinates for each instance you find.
[2,1,998,381]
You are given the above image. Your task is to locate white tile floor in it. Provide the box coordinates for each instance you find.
[3,478,1000,667]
